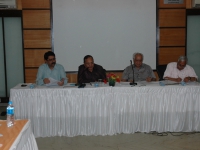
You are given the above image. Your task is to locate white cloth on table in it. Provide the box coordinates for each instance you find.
[10,83,200,137]
[10,120,38,150]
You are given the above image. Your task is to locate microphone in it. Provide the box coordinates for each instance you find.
[78,67,88,84]
[129,60,137,86]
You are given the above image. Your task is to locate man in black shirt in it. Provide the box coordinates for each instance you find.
[78,55,106,83]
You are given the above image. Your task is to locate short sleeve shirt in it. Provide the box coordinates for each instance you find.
[163,62,198,80]
[122,63,155,82]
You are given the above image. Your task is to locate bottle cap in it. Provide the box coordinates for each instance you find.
[8,101,13,105]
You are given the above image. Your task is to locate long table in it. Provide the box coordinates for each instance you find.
[0,119,38,150]
[10,82,200,137]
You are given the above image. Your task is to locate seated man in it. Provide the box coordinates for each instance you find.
[163,56,198,82]
[36,51,67,86]
[122,52,156,82]
[78,55,106,83]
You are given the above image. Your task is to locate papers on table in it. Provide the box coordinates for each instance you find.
[45,78,59,86]
[186,81,200,86]
[63,83,77,88]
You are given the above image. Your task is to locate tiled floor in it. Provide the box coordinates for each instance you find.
[1,106,200,150]
[36,132,200,150]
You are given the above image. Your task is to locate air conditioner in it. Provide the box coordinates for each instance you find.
[193,0,200,7]
[0,0,16,9]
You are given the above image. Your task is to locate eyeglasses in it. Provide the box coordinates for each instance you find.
[134,59,143,62]
[47,58,56,62]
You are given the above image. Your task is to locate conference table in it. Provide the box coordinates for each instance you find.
[0,119,38,150]
[10,81,200,138]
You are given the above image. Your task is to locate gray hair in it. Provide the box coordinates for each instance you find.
[178,56,188,62]
[133,52,143,60]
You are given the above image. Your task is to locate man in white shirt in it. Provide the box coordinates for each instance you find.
[163,56,198,82]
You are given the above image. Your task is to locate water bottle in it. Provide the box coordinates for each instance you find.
[29,83,35,89]
[7,101,15,127]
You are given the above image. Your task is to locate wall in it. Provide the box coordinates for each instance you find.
[158,0,187,65]
[21,0,51,83]
[19,0,193,83]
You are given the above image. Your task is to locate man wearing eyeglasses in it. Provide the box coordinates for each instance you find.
[36,51,67,86]
[163,56,198,82]
[122,52,156,82]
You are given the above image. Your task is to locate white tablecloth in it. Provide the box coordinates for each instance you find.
[10,82,200,137]
[10,120,38,150]
[0,120,38,150]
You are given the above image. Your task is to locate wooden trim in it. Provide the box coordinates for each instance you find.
[17,0,22,10]
[159,28,186,46]
[22,8,50,10]
[23,10,51,29]
[22,0,50,9]
[158,47,185,65]
[24,49,50,67]
[186,0,193,9]
[159,0,186,8]
[159,9,186,27]
[23,30,51,48]
[25,68,38,83]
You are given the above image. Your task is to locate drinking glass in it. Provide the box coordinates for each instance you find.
[98,79,102,86]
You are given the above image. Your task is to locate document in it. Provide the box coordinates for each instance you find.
[45,77,59,86]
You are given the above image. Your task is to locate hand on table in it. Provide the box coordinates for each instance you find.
[183,77,190,82]
[175,77,182,82]
[57,78,65,86]
[43,78,50,84]
[146,77,152,82]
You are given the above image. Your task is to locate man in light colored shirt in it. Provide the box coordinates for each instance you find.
[36,51,67,86]
[122,52,156,82]
[163,56,198,82]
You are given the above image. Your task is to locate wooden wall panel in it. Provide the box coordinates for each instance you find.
[159,28,185,46]
[159,0,186,8]
[25,69,38,83]
[22,0,50,9]
[24,49,50,67]
[67,73,78,83]
[158,47,185,65]
[24,30,51,48]
[17,0,22,10]
[23,10,50,28]
[186,0,193,8]
[159,9,186,27]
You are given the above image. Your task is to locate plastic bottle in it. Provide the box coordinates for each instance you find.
[7,101,15,127]
[29,83,35,89]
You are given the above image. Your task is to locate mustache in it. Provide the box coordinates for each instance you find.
[52,62,56,65]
